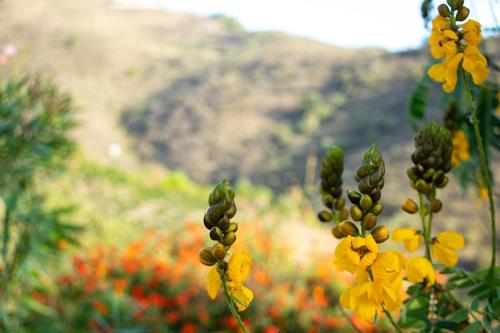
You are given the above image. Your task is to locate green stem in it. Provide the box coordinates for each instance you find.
[220,272,250,333]
[2,201,12,261]
[382,305,403,333]
[461,71,497,285]
[418,193,432,261]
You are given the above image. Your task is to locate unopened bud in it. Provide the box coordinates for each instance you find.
[347,191,362,204]
[360,194,373,211]
[322,194,335,209]
[225,201,237,218]
[438,4,451,17]
[228,222,238,232]
[436,176,449,188]
[212,243,226,260]
[338,209,349,221]
[371,225,390,243]
[370,202,384,216]
[199,247,217,266]
[210,227,223,241]
[362,213,377,230]
[456,6,469,21]
[350,205,363,222]
[318,210,333,223]
[453,0,464,10]
[402,198,418,214]
[217,216,231,231]
[431,199,443,213]
[221,231,237,246]
[423,168,435,180]
[340,221,359,236]
[416,179,430,194]
[335,197,346,211]
[203,214,214,230]
[332,225,345,239]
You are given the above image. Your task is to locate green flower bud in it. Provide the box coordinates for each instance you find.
[203,214,214,230]
[217,216,231,231]
[436,176,449,188]
[338,209,349,221]
[318,210,333,223]
[402,198,418,214]
[332,225,345,239]
[228,222,238,232]
[371,225,390,243]
[453,0,464,10]
[207,200,227,223]
[350,205,363,222]
[199,247,217,266]
[423,168,435,180]
[370,202,384,216]
[340,221,359,236]
[438,4,451,17]
[335,197,346,211]
[347,190,362,204]
[322,194,335,209]
[407,167,419,182]
[225,201,237,218]
[360,194,373,211]
[221,231,237,246]
[209,227,223,241]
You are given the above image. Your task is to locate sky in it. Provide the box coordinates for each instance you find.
[116,0,499,51]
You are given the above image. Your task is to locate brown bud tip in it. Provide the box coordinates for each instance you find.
[371,225,390,243]
[212,243,226,261]
[350,206,363,222]
[217,216,231,231]
[199,247,217,266]
[453,0,464,10]
[431,199,443,213]
[438,4,451,17]
[402,198,418,214]
[331,225,345,239]
[456,6,469,21]
[339,221,359,236]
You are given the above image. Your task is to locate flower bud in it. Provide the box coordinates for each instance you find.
[221,231,237,246]
[212,243,226,261]
[438,4,451,17]
[335,197,346,211]
[446,0,454,8]
[322,194,335,209]
[362,213,377,230]
[340,221,359,236]
[347,190,362,204]
[338,209,349,221]
[407,167,419,182]
[225,201,237,218]
[431,199,443,213]
[416,179,430,194]
[203,214,214,230]
[436,176,449,188]
[331,225,345,239]
[318,210,333,223]
[371,225,389,243]
[370,202,384,216]
[456,6,469,21]
[359,194,373,211]
[210,227,223,241]
[402,198,418,214]
[423,168,435,180]
[228,222,238,232]
[350,205,363,222]
[453,0,464,10]
[199,247,217,266]
[217,216,231,231]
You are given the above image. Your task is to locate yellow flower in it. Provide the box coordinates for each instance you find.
[432,15,449,30]
[428,53,464,93]
[206,252,254,311]
[431,231,464,267]
[392,228,422,253]
[406,257,435,287]
[463,45,489,85]
[463,20,482,46]
[371,251,406,284]
[429,29,458,59]
[340,281,378,321]
[451,130,470,167]
[334,235,378,274]
[479,187,488,200]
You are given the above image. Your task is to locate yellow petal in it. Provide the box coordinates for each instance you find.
[432,243,459,267]
[206,266,221,300]
[437,231,464,249]
[392,228,421,253]
[228,252,252,283]
[230,286,254,312]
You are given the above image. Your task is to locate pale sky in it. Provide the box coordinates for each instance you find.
[117,0,499,51]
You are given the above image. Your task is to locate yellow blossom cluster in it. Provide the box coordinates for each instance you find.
[335,235,406,321]
[428,11,489,93]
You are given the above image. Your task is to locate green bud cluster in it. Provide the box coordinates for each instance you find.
[317,145,349,231]
[335,144,389,243]
[407,122,453,195]
[199,180,239,266]
[440,0,469,21]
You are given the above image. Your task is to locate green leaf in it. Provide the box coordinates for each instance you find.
[461,322,482,333]
[20,297,56,318]
[408,72,431,122]
[447,308,469,323]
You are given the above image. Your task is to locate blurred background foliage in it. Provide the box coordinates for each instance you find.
[0,0,498,331]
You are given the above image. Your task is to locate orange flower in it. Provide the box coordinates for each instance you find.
[92,300,109,315]
[113,278,128,294]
